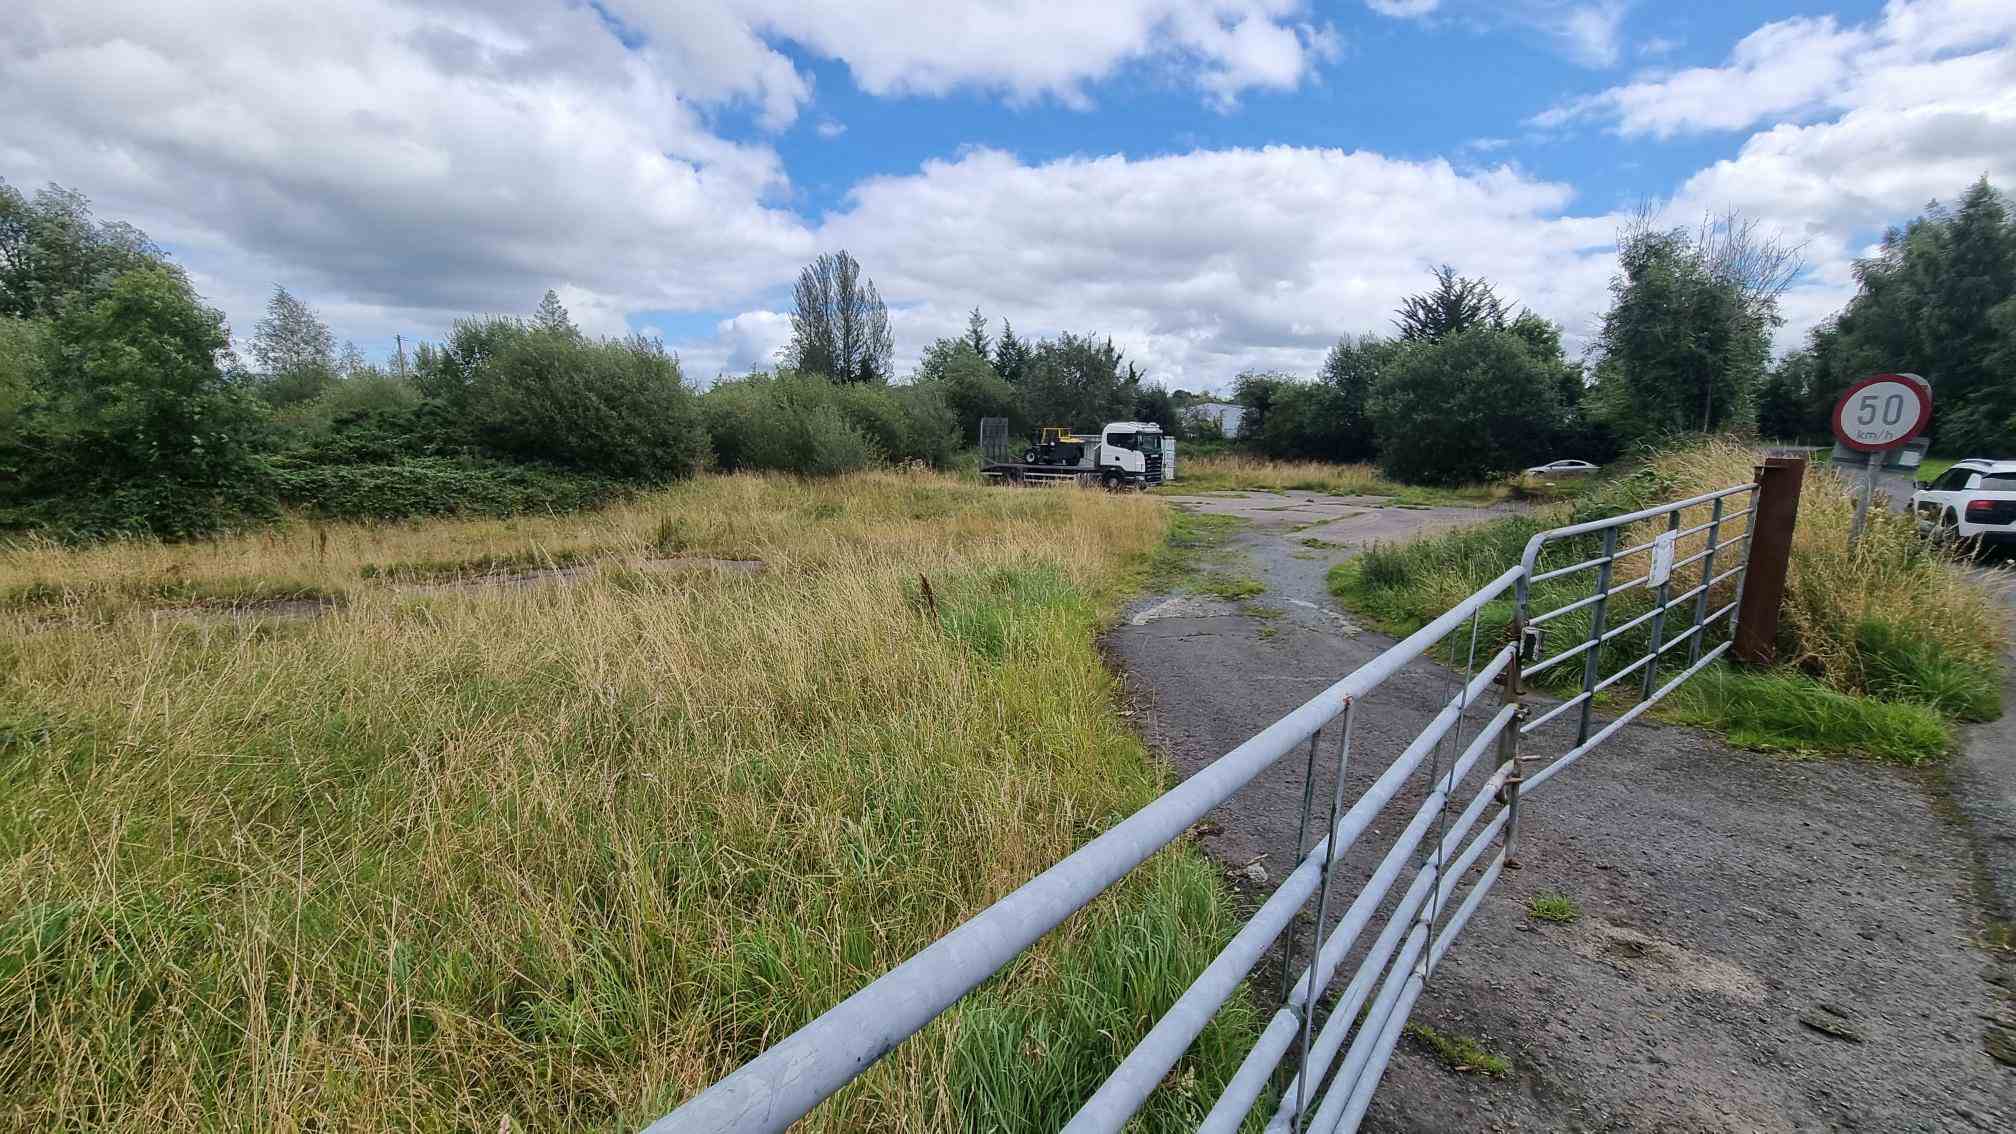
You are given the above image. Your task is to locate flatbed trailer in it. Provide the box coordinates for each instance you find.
[976,418,1173,489]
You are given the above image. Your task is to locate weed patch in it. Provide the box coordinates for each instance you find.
[1198,573,1266,600]
[1404,1023,1510,1077]
[1528,891,1581,923]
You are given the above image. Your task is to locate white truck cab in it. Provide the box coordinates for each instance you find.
[1095,422,1165,482]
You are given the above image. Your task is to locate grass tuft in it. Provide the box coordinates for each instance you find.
[1528,891,1581,924]
[1662,665,1951,764]
[1198,573,1266,600]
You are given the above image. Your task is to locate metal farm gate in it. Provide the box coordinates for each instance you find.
[653,460,1804,1134]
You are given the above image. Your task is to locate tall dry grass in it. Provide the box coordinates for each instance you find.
[1166,454,1501,505]
[0,472,1256,1131]
[1640,438,2004,707]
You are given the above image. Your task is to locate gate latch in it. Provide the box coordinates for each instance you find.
[1520,624,1544,663]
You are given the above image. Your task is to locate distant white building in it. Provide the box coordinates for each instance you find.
[1184,401,1247,438]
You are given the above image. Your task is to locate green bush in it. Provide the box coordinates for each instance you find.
[4,267,276,538]
[701,369,959,474]
[1369,327,1567,484]
[270,457,623,521]
[471,331,708,481]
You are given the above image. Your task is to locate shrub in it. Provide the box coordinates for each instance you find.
[470,331,708,481]
[270,457,623,521]
[1369,327,1566,484]
[702,371,879,476]
[5,267,276,538]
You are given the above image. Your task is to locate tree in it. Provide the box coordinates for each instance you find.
[470,330,708,481]
[1317,335,1391,460]
[1757,349,1826,441]
[1132,383,1179,434]
[534,289,578,336]
[1395,266,1507,343]
[1589,217,1780,442]
[915,338,1019,434]
[786,250,893,384]
[1019,333,1139,428]
[251,285,336,405]
[23,266,273,534]
[964,306,990,358]
[338,340,368,377]
[993,319,1030,386]
[1369,327,1566,484]
[0,181,166,319]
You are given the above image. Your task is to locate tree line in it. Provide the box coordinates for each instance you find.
[1759,177,2016,455]
[1211,180,2014,482]
[0,185,1172,538]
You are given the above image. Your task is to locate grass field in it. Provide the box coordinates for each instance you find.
[1327,438,2005,763]
[1161,454,1507,506]
[0,473,1259,1131]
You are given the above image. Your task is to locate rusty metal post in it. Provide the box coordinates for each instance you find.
[1733,456,1804,666]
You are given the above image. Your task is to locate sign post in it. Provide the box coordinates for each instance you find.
[1830,373,1932,551]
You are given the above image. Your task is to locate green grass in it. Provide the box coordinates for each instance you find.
[1198,573,1266,600]
[1143,511,1243,592]
[0,473,1257,1132]
[1661,665,1952,764]
[1916,456,1957,483]
[1157,454,1502,507]
[1404,1023,1510,1077]
[1528,891,1581,924]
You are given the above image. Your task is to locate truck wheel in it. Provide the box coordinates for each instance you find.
[1101,469,1122,491]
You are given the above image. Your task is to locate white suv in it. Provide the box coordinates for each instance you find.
[1910,458,2016,548]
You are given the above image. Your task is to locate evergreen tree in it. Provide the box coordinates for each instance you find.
[993,319,1029,386]
[964,306,990,358]
[534,288,578,336]
[1394,266,1508,342]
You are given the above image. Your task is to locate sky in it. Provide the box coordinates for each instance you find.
[4,0,2014,393]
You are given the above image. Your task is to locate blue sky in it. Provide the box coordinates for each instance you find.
[5,0,2010,392]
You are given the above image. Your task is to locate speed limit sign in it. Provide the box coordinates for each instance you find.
[1832,373,1931,452]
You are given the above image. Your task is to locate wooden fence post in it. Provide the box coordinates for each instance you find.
[1734,455,1805,666]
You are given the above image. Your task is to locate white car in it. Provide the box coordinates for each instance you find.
[1523,459,1600,477]
[1911,458,2016,548]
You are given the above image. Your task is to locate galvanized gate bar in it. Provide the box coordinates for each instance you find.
[1258,745,1516,1131]
[1200,702,1516,1134]
[1061,649,1513,1133]
[1297,813,1512,1134]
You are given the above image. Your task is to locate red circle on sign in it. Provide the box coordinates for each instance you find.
[1831,373,1932,453]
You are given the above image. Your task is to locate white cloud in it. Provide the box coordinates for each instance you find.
[612,1,1340,110]
[1365,1,1440,18]
[815,119,848,139]
[676,309,795,384]
[818,147,1621,390]
[1534,0,2016,138]
[1536,0,2016,347]
[1549,1,1630,68]
[1,0,814,349]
